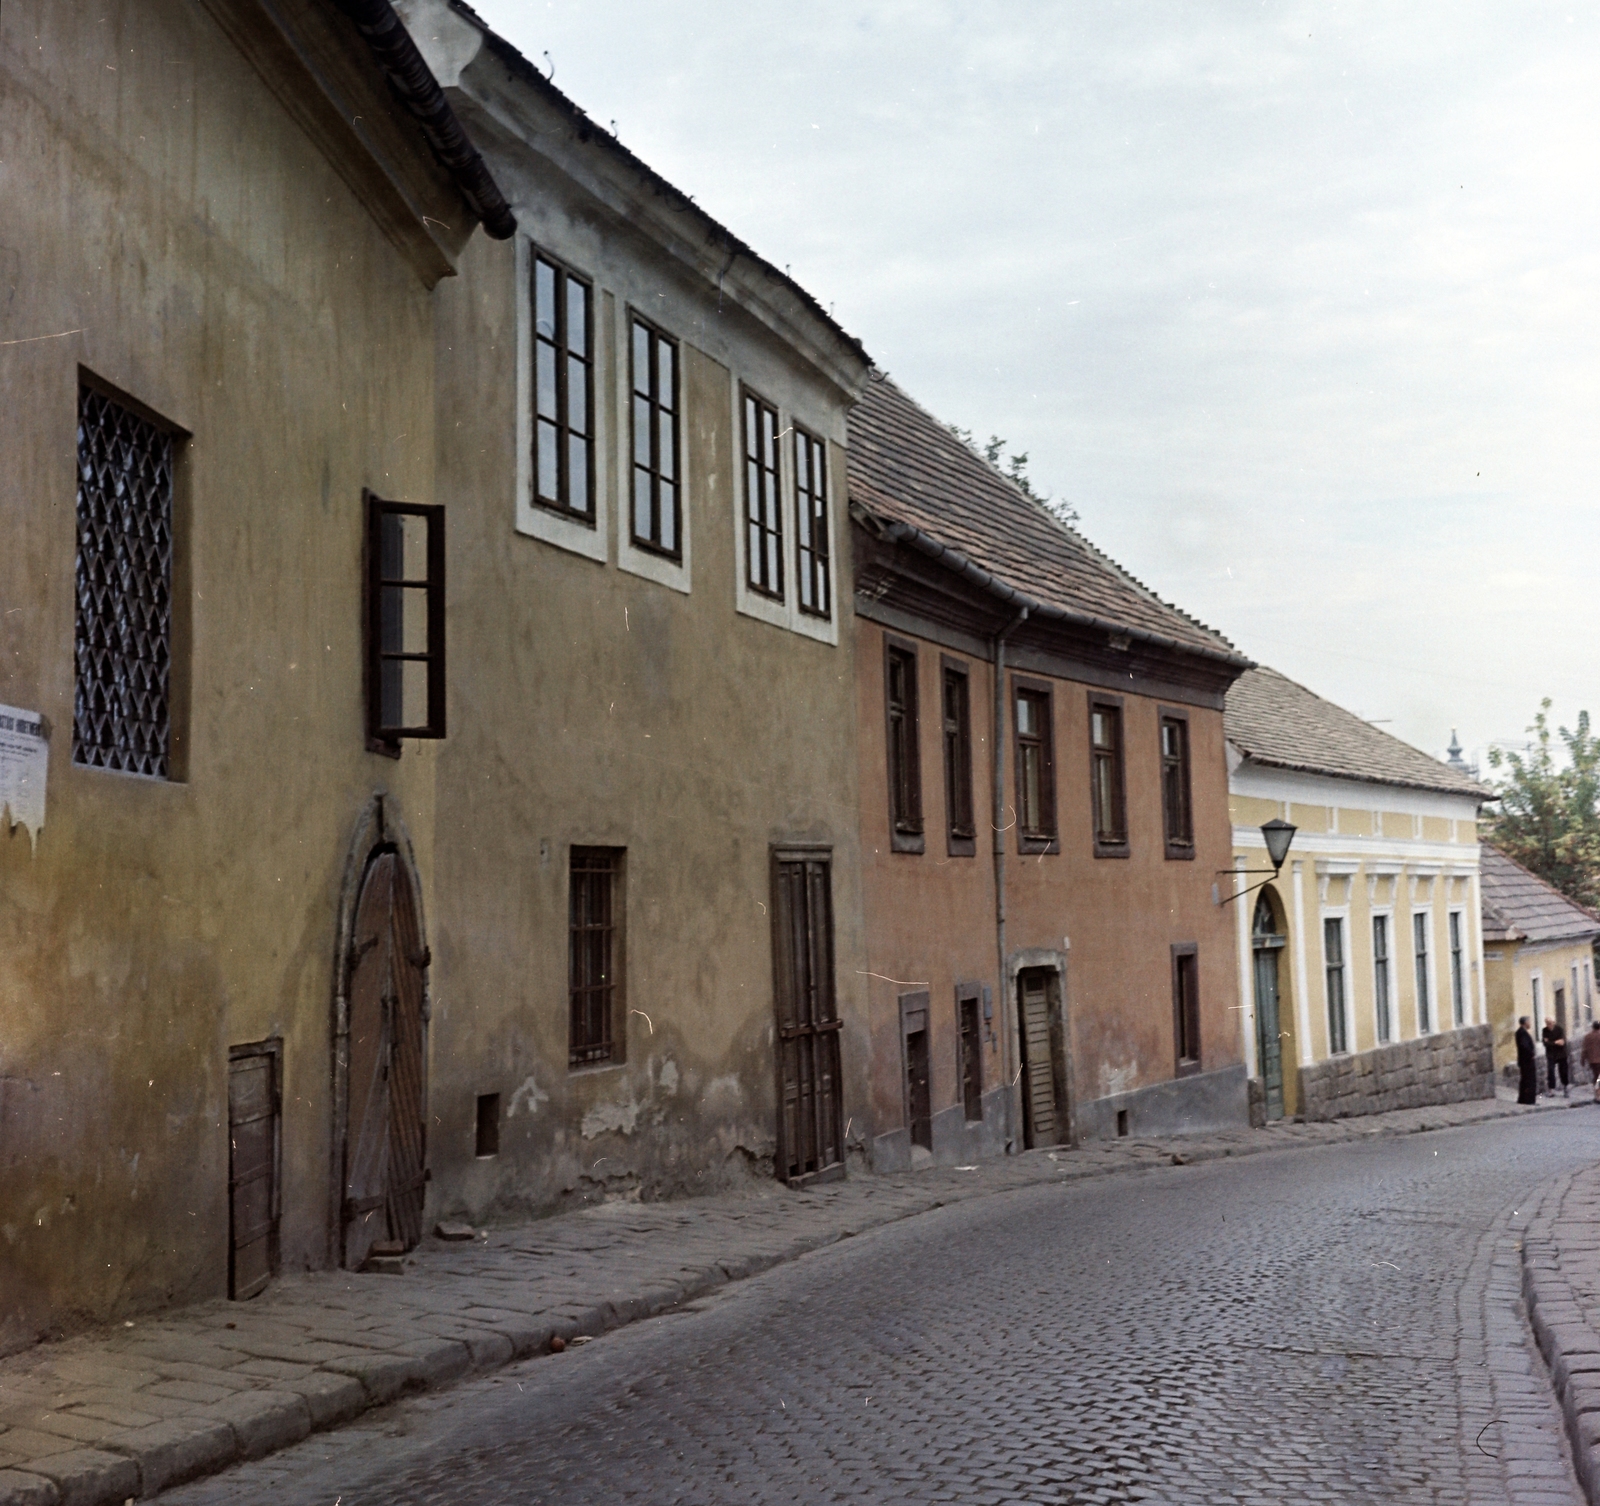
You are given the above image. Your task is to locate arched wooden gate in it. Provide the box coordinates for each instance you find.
[341,848,429,1269]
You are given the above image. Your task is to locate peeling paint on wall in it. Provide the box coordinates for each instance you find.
[580,1098,640,1139]
[656,1058,679,1096]
[702,1074,743,1111]
[1099,1060,1138,1098]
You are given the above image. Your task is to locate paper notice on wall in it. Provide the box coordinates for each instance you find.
[0,704,49,851]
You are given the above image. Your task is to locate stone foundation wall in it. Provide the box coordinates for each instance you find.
[1298,1024,1494,1122]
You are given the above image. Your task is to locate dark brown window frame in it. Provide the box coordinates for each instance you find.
[955,981,985,1122]
[794,425,831,619]
[1172,943,1201,1076]
[531,250,596,524]
[941,655,976,858]
[629,314,681,558]
[1013,676,1059,855]
[364,491,446,756]
[742,387,783,598]
[1088,692,1128,858]
[885,636,925,854]
[569,846,626,1069]
[1159,706,1194,860]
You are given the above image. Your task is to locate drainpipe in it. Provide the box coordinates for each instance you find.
[993,605,1030,1150]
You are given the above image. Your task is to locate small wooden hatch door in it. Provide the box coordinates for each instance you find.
[900,991,933,1152]
[228,1040,281,1300]
[1017,967,1063,1148]
[772,848,844,1186]
[342,849,430,1269]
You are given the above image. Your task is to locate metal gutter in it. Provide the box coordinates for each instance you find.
[331,0,516,239]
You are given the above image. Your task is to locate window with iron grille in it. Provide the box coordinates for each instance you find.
[1089,696,1126,855]
[1325,916,1349,1053]
[942,660,975,857]
[1449,910,1465,1027]
[1159,713,1193,858]
[885,641,923,853]
[743,390,782,597]
[365,493,445,752]
[1015,682,1057,852]
[1373,913,1392,1043]
[1413,911,1432,1034]
[1173,944,1201,1073]
[73,384,176,777]
[630,318,679,555]
[569,847,624,1067]
[533,254,594,522]
[795,427,830,618]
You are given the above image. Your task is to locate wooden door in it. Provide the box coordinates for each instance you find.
[772,851,844,1185]
[900,992,932,1152]
[227,1044,280,1300]
[1017,967,1060,1148]
[1253,946,1285,1121]
[343,850,429,1268]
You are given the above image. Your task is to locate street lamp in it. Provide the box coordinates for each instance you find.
[1216,818,1298,906]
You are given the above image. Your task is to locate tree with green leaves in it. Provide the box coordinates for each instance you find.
[946,425,1079,526]
[1484,700,1600,913]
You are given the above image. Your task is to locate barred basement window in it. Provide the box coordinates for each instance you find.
[533,255,595,521]
[73,384,177,777]
[365,493,446,753]
[795,427,830,618]
[570,847,625,1067]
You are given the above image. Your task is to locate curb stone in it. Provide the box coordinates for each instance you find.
[0,1093,1580,1505]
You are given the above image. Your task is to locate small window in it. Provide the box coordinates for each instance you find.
[73,383,177,778]
[475,1093,500,1158]
[1014,682,1057,852]
[1449,911,1465,1027]
[532,255,594,521]
[1089,697,1127,855]
[365,493,446,753]
[1413,912,1431,1034]
[1325,917,1348,1053]
[1373,914,1392,1044]
[630,318,680,556]
[795,428,830,618]
[569,848,625,1067]
[1159,713,1193,858]
[957,986,984,1121]
[942,661,975,857]
[885,642,923,853]
[1173,945,1201,1074]
[743,390,782,597]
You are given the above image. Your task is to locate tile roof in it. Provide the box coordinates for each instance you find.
[1226,666,1490,798]
[847,372,1247,664]
[1480,844,1600,945]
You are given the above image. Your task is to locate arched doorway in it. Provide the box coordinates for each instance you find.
[340,845,429,1269]
[1252,890,1288,1121]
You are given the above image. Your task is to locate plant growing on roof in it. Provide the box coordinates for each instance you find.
[945,424,1080,526]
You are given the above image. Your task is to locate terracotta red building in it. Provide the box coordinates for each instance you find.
[848,373,1254,1167]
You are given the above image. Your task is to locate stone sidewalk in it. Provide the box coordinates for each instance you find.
[0,1091,1582,1506]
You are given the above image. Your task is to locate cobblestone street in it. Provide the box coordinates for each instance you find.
[167,1111,1597,1505]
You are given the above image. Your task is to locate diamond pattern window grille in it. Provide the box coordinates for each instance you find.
[73,386,174,778]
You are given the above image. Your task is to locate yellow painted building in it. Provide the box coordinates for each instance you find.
[1480,845,1599,1082]
[1226,669,1490,1120]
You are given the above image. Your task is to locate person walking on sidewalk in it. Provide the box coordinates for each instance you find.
[1516,1017,1539,1105]
[1582,1021,1600,1101]
[1544,1017,1570,1097]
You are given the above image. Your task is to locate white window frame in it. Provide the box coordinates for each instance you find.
[618,307,691,595]
[1411,906,1437,1036]
[1321,907,1352,1057]
[515,235,611,566]
[1371,907,1394,1045]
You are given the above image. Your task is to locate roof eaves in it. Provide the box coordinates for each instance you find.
[1232,748,1493,800]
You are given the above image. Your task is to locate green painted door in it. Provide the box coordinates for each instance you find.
[1253,944,1284,1122]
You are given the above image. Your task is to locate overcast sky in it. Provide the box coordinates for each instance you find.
[468,1,1600,769]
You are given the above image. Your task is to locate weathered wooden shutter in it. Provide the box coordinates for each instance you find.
[1018,969,1057,1147]
[227,1047,279,1301]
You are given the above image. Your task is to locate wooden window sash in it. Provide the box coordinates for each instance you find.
[630,317,681,557]
[795,427,830,619]
[1159,711,1194,858]
[885,641,924,852]
[1013,680,1057,853]
[532,253,595,522]
[365,493,445,753]
[1089,695,1127,856]
[743,390,783,597]
[942,659,975,855]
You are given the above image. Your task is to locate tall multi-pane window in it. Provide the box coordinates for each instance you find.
[795,428,830,617]
[1159,714,1192,857]
[1413,912,1432,1033]
[1089,699,1126,853]
[743,391,782,596]
[532,256,594,521]
[569,848,623,1066]
[1324,917,1348,1053]
[1373,914,1392,1043]
[365,494,446,750]
[885,644,923,851]
[942,663,974,855]
[73,384,176,778]
[630,318,679,555]
[1449,911,1466,1027]
[1015,685,1056,848]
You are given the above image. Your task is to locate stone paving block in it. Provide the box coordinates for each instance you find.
[96,1417,237,1495]
[20,1447,137,1506]
[317,1353,422,1406]
[0,1470,58,1506]
[204,1390,311,1461]
[274,1372,367,1432]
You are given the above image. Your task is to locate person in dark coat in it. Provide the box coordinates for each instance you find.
[1516,1017,1539,1105]
[1582,1021,1600,1101]
[1544,1017,1570,1096]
